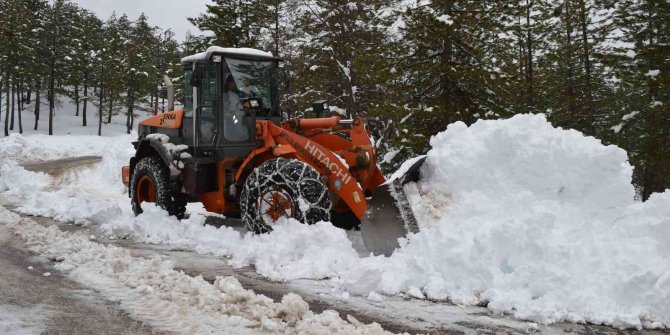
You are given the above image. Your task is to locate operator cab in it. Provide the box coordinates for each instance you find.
[180,46,282,158]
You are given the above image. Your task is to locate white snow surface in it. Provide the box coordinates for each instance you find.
[1,113,669,330]
[343,114,669,329]
[0,207,392,335]
[103,204,360,282]
[645,69,660,77]
[0,133,134,224]
[181,46,274,63]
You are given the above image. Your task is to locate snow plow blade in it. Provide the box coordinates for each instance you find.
[361,156,427,256]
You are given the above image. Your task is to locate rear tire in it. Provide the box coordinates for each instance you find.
[240,158,331,233]
[130,156,186,219]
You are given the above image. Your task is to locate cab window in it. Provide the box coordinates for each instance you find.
[183,69,193,117]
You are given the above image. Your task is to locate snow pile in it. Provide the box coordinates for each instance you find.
[0,133,133,164]
[102,203,359,281]
[343,114,670,329]
[0,133,134,224]
[0,205,395,335]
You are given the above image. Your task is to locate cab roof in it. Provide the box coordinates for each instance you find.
[180,46,281,64]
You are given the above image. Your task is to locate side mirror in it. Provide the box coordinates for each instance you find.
[190,63,204,87]
[312,100,329,118]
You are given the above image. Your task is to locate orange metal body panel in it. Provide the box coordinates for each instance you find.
[200,158,241,213]
[138,110,184,129]
[121,166,130,187]
[200,160,226,213]
[234,117,386,220]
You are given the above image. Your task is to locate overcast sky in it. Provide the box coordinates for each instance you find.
[71,0,211,42]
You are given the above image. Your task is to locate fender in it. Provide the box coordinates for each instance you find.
[234,145,298,182]
[131,134,192,183]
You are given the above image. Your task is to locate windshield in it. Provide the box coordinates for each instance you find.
[225,57,277,110]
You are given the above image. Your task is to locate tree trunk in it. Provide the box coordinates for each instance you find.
[4,71,9,136]
[128,94,135,134]
[0,75,2,124]
[10,79,14,131]
[83,79,88,127]
[126,91,133,133]
[98,86,104,136]
[107,93,114,124]
[578,0,595,136]
[74,84,80,116]
[26,89,31,104]
[274,0,280,56]
[34,80,40,130]
[525,0,534,108]
[49,58,55,136]
[564,0,576,123]
[150,93,154,115]
[127,103,134,134]
[153,90,158,115]
[16,82,22,134]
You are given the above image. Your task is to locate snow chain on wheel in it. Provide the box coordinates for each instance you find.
[130,156,186,219]
[240,158,331,233]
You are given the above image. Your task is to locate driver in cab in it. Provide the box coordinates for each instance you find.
[223,75,250,141]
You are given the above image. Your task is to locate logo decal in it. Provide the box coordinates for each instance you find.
[278,132,354,186]
[160,113,177,126]
[333,178,343,190]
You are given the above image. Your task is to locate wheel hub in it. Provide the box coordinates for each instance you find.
[259,189,295,224]
[137,175,156,204]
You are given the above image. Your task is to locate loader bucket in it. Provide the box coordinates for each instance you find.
[361,156,427,256]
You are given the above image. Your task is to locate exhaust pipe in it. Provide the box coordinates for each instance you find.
[162,75,175,112]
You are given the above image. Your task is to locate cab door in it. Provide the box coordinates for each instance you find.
[196,61,221,148]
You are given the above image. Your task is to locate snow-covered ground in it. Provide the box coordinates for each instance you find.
[1,106,669,331]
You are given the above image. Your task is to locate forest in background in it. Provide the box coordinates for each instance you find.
[0,0,668,199]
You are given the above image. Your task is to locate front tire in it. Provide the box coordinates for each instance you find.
[130,156,186,219]
[240,158,331,233]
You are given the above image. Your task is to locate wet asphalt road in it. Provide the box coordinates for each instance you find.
[0,223,158,335]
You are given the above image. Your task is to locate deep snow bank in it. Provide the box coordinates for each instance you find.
[344,114,669,329]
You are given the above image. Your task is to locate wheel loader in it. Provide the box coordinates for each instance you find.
[121,46,425,256]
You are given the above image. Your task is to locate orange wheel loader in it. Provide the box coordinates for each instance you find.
[121,47,425,256]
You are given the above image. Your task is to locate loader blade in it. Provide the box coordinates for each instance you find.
[361,156,427,256]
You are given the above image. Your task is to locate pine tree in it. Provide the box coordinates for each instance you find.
[188,0,276,49]
[122,13,158,133]
[607,0,670,199]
